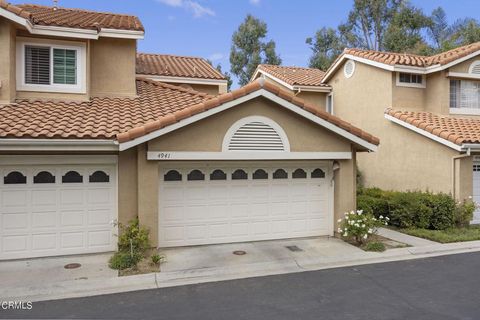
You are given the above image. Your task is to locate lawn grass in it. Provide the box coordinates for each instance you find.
[401,225,480,243]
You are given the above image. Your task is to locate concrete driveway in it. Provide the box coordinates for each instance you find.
[160,236,363,272]
[0,253,116,289]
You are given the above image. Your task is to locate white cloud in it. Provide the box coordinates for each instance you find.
[249,0,260,5]
[208,53,224,61]
[156,0,215,18]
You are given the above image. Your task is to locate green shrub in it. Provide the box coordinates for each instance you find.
[363,241,386,252]
[455,199,476,227]
[151,253,163,265]
[338,210,389,244]
[118,218,150,255]
[357,188,470,231]
[109,251,142,270]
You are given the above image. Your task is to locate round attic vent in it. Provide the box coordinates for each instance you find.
[344,60,355,78]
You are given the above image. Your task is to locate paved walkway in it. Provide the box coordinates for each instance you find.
[378,227,438,247]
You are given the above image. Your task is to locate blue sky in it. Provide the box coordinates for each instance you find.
[17,0,480,86]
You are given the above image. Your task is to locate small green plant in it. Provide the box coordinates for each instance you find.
[110,218,151,271]
[151,253,163,265]
[109,251,142,270]
[363,241,386,252]
[455,198,476,227]
[117,218,150,255]
[338,210,389,244]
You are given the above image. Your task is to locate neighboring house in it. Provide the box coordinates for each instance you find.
[252,64,332,112]
[319,44,480,223]
[0,2,378,260]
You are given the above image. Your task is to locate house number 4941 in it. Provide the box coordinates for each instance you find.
[157,152,171,159]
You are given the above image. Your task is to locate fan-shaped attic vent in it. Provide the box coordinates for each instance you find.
[469,61,480,74]
[223,116,290,152]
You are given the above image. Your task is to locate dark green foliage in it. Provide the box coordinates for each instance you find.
[117,218,150,254]
[109,251,142,270]
[358,188,473,230]
[230,15,281,86]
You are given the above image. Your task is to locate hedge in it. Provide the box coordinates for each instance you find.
[357,188,475,230]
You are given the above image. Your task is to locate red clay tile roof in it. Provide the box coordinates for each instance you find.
[385,108,480,145]
[345,42,480,67]
[117,78,379,146]
[256,64,329,87]
[0,2,144,31]
[0,79,212,140]
[136,53,226,80]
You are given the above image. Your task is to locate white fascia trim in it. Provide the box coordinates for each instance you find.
[449,108,480,115]
[0,154,118,165]
[119,89,378,152]
[447,72,480,80]
[0,8,144,40]
[138,74,228,86]
[254,70,331,93]
[98,28,144,39]
[0,139,118,151]
[147,151,352,161]
[385,113,463,151]
[322,54,395,83]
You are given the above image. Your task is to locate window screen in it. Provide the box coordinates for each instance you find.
[53,48,77,85]
[25,46,50,85]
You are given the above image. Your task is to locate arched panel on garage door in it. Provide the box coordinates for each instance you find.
[222,116,290,152]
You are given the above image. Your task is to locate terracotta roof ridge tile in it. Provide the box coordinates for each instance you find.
[16,3,139,18]
[137,52,209,60]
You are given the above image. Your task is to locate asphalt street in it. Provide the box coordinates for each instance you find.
[2,252,480,320]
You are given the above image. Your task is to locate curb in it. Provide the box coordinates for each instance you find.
[4,240,480,303]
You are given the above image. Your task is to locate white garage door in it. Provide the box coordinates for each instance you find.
[0,159,117,260]
[158,162,333,247]
[473,163,480,224]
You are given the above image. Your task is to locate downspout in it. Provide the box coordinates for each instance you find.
[452,148,471,200]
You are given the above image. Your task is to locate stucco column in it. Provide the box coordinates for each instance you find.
[118,147,138,225]
[137,143,159,247]
[454,155,473,201]
[0,19,15,103]
[334,152,357,229]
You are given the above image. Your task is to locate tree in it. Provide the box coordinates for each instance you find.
[448,18,480,47]
[383,3,431,53]
[428,7,449,49]
[230,15,281,86]
[306,27,344,70]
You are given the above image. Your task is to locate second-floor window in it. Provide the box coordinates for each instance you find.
[396,72,425,88]
[17,40,86,94]
[450,79,480,110]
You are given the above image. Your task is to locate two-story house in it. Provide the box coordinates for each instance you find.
[0,2,378,260]
[257,44,480,224]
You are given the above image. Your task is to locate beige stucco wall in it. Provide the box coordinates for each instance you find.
[424,71,450,115]
[334,152,357,225]
[392,75,425,111]
[449,56,480,73]
[0,18,16,103]
[90,38,137,97]
[149,97,352,152]
[118,147,138,225]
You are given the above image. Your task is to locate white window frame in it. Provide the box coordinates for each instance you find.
[449,79,480,115]
[326,92,334,114]
[395,72,426,88]
[16,39,86,94]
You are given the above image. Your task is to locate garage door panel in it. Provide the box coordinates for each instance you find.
[31,211,57,228]
[32,233,57,250]
[60,211,84,227]
[3,212,29,230]
[159,162,333,247]
[0,162,117,260]
[60,189,84,206]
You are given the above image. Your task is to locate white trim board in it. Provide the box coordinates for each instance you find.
[322,50,480,83]
[147,151,352,161]
[0,155,118,165]
[0,7,144,40]
[0,139,118,151]
[138,74,228,86]
[252,69,331,93]
[119,89,378,152]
